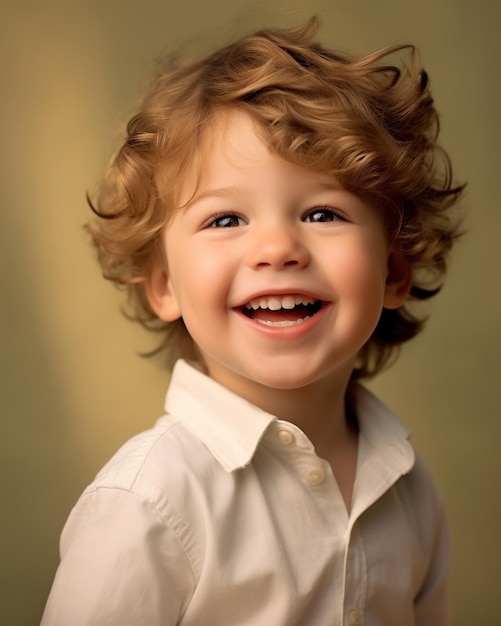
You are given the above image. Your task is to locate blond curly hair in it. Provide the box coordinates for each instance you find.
[88,17,464,378]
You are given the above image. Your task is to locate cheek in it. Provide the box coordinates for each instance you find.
[333,237,388,296]
[168,242,231,314]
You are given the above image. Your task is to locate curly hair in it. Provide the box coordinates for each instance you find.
[88,17,464,378]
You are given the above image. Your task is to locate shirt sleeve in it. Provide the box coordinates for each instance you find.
[409,456,451,626]
[41,485,196,626]
[413,502,451,626]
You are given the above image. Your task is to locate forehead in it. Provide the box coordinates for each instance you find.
[198,110,276,178]
[200,109,270,162]
[178,109,341,206]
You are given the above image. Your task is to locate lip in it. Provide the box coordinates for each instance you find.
[232,291,332,339]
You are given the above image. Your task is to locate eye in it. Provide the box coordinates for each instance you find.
[303,207,347,223]
[206,213,246,228]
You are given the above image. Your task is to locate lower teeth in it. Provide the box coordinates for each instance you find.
[256,316,311,327]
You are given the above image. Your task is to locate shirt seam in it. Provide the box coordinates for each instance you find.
[86,484,199,592]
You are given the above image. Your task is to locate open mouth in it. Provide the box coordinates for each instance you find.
[241,295,324,327]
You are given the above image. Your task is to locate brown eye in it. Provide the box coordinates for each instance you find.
[303,208,345,223]
[208,214,246,228]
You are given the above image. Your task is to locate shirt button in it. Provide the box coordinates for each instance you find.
[306,467,325,486]
[347,608,362,625]
[276,429,295,445]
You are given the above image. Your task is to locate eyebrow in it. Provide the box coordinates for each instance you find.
[189,187,243,205]
[189,180,345,206]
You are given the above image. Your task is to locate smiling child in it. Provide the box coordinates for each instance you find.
[42,17,463,626]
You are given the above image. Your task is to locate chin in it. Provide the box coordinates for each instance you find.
[248,365,326,391]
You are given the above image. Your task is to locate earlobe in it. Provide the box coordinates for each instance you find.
[146,260,182,322]
[383,250,412,310]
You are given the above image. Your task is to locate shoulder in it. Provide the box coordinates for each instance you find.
[46,416,204,624]
[354,384,448,550]
[77,411,225,521]
[73,412,229,549]
[90,412,222,498]
[396,456,451,622]
[60,413,222,580]
[398,453,446,523]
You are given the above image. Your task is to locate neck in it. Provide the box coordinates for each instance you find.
[205,362,356,456]
[199,359,359,512]
[225,368,359,512]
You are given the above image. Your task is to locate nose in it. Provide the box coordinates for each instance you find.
[247,223,310,271]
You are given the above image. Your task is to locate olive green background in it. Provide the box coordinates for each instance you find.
[1,1,499,624]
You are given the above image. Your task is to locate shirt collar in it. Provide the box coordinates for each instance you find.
[351,384,415,519]
[165,360,276,472]
[355,384,414,468]
[165,360,415,481]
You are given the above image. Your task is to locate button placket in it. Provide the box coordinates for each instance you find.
[306,466,326,487]
[347,607,362,625]
[276,428,295,446]
[272,424,331,492]
[343,522,367,626]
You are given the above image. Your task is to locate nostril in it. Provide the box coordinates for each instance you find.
[255,258,306,270]
[250,233,310,270]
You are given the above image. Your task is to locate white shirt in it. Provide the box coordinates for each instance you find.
[42,360,449,625]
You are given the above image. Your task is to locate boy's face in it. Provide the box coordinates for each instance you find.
[148,110,409,401]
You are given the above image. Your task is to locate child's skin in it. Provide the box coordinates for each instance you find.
[147,109,411,511]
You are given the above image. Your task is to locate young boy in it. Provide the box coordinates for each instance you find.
[42,18,463,626]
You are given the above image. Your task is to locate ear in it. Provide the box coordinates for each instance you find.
[383,249,412,310]
[145,259,182,322]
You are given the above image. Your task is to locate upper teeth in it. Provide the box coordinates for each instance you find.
[245,295,315,311]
